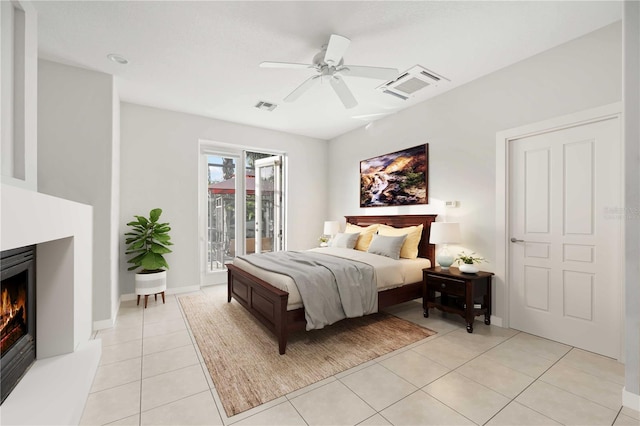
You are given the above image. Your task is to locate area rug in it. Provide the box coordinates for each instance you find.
[179,293,436,416]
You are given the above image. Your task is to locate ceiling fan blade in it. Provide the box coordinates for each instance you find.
[324,34,350,65]
[330,75,357,109]
[340,65,399,80]
[284,75,320,102]
[260,61,313,69]
[352,111,395,121]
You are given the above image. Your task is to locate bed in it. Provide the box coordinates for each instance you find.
[226,214,437,354]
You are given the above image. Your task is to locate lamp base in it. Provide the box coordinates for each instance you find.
[436,246,455,269]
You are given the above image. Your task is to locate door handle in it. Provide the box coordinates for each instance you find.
[510,238,524,243]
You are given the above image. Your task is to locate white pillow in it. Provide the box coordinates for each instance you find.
[329,232,359,249]
[344,223,379,251]
[378,224,423,259]
[367,234,407,260]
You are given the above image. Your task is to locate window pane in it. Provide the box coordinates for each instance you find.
[207,155,235,271]
[244,152,271,255]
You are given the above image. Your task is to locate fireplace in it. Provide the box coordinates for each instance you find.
[1,245,36,404]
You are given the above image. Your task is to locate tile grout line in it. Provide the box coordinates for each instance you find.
[136,296,210,419]
[411,330,529,426]
[139,301,145,426]
[481,346,576,426]
[333,321,494,425]
[532,347,625,413]
[177,291,229,425]
[336,369,397,417]
[611,406,625,425]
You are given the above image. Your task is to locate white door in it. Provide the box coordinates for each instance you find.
[254,156,283,253]
[509,117,621,358]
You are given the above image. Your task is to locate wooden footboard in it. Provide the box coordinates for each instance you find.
[228,263,424,355]
[227,264,305,354]
[227,214,437,355]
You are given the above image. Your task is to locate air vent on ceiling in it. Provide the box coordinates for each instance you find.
[255,101,277,111]
[377,65,449,100]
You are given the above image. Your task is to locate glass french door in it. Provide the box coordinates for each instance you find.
[204,149,284,276]
[206,155,237,271]
[254,156,283,253]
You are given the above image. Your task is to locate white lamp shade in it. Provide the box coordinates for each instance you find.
[323,221,340,236]
[429,222,461,244]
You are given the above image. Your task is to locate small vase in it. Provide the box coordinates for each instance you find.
[458,263,479,274]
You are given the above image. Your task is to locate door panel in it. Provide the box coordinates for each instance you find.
[255,156,283,253]
[563,140,594,235]
[509,117,621,358]
[524,148,550,234]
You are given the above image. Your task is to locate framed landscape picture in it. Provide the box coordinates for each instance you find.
[360,144,428,207]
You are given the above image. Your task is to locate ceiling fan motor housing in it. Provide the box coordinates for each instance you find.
[312,50,344,72]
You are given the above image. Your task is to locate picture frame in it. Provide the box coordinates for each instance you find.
[360,144,428,207]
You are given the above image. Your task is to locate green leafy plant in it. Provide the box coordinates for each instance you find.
[125,208,173,272]
[456,251,484,265]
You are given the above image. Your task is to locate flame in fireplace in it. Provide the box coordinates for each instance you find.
[1,286,27,355]
[3,287,25,326]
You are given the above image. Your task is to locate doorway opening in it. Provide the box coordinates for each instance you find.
[202,148,285,281]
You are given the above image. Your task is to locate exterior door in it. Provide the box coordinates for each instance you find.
[254,156,283,253]
[509,117,621,358]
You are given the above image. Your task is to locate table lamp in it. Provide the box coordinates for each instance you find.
[429,222,461,269]
[322,221,340,246]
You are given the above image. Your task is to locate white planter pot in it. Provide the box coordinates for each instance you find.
[135,270,167,295]
[458,263,479,274]
[135,270,167,308]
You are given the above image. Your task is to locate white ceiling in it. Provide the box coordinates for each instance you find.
[33,1,622,140]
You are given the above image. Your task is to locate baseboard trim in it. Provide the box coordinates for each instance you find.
[93,317,115,331]
[166,285,201,295]
[92,298,121,331]
[623,387,640,411]
[120,285,202,303]
[121,293,137,302]
[490,315,504,328]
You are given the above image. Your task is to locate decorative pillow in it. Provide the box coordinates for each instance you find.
[367,234,407,260]
[345,223,380,251]
[329,232,359,249]
[378,224,424,259]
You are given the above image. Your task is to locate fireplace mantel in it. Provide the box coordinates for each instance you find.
[1,184,100,424]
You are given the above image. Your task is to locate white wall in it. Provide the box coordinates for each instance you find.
[119,103,328,294]
[327,22,622,323]
[1,0,38,190]
[623,0,640,408]
[111,81,121,321]
[37,59,119,326]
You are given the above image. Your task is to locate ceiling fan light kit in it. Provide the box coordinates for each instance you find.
[260,34,399,109]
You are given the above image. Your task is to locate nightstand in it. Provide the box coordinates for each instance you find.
[423,267,494,333]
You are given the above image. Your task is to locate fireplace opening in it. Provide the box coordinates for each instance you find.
[1,245,36,404]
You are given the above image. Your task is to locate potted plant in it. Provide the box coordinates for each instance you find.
[125,208,172,307]
[319,235,330,247]
[455,251,484,274]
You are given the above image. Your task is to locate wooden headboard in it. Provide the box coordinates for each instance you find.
[344,214,438,264]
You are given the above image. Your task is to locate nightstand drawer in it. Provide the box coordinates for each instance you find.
[425,274,465,296]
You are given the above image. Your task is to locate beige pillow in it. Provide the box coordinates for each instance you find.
[345,223,379,251]
[378,224,423,259]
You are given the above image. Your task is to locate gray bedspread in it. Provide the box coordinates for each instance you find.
[237,251,377,330]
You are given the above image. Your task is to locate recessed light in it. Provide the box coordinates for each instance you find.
[107,53,128,65]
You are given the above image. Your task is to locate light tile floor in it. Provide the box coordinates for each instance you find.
[81,284,639,426]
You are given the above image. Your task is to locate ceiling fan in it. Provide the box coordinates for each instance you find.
[260,34,399,109]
